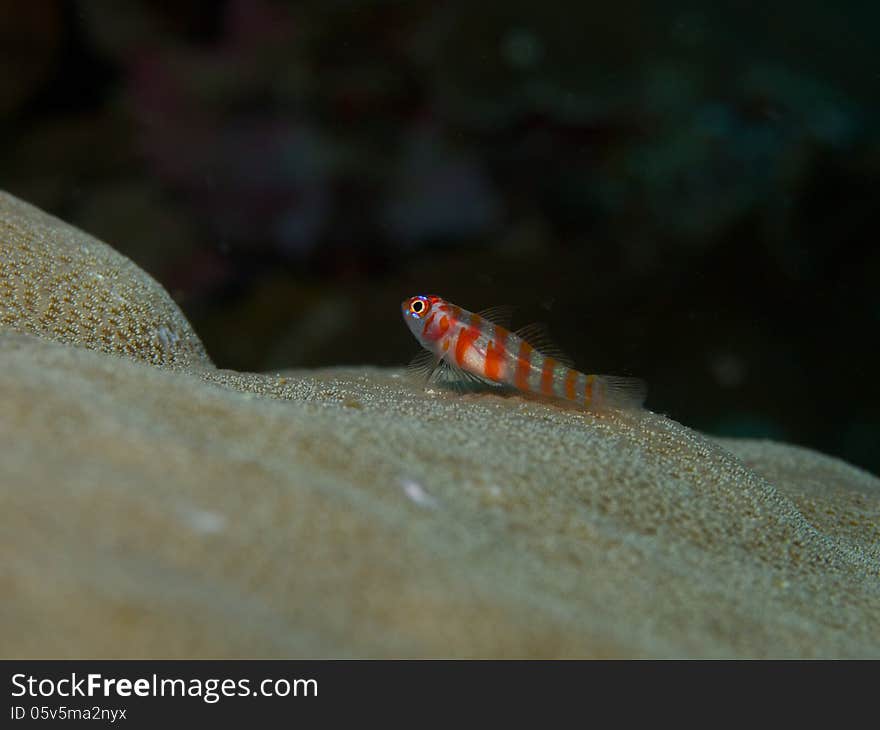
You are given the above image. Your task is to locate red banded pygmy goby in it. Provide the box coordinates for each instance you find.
[401,294,646,412]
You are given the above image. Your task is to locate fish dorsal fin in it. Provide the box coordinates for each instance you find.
[514,322,575,367]
[476,305,515,329]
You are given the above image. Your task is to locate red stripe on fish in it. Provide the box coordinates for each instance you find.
[421,312,435,337]
[455,324,480,367]
[540,357,557,396]
[485,326,507,381]
[564,368,577,401]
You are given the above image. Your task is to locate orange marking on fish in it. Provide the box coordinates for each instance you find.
[438,315,450,335]
[565,368,577,401]
[485,332,506,381]
[455,326,480,366]
[584,374,595,407]
[515,341,533,391]
[421,312,435,336]
[541,357,557,396]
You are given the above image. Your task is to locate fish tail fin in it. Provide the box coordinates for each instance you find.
[591,375,647,412]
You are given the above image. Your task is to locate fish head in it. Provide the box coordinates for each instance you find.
[401,294,444,345]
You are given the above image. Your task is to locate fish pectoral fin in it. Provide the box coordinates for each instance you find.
[513,322,575,368]
[431,359,503,394]
[475,304,516,329]
[406,350,442,384]
[407,351,489,392]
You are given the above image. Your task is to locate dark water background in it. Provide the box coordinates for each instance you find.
[2,1,877,474]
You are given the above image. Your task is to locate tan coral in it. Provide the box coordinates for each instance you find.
[0,191,877,658]
[0,190,212,370]
[1,333,878,658]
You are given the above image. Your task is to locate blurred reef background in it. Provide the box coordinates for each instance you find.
[1,0,877,473]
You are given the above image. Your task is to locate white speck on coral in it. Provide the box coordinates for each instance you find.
[180,507,227,534]
[400,478,437,508]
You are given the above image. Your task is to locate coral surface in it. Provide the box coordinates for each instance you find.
[0,191,211,369]
[1,191,878,657]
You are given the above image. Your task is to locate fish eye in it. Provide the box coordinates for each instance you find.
[410,299,426,315]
